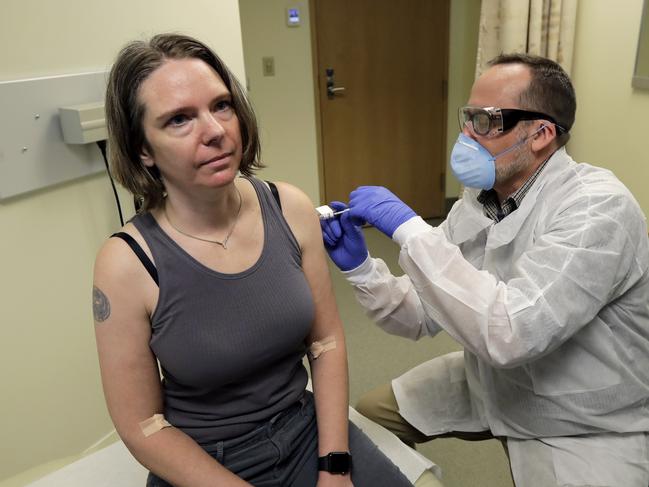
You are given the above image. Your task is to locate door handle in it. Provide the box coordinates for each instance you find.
[326,68,346,99]
[328,86,346,98]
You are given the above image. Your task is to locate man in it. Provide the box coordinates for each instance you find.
[321,53,649,487]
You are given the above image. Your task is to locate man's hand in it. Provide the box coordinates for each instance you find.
[349,186,416,237]
[321,201,368,271]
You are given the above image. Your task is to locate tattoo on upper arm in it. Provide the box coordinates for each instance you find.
[93,286,111,323]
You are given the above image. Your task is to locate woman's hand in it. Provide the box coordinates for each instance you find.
[317,472,354,487]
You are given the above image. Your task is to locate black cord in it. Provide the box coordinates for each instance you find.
[96,140,124,227]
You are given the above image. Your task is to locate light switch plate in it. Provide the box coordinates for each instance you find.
[262,57,275,77]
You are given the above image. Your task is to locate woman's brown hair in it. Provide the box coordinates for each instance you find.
[105,33,262,211]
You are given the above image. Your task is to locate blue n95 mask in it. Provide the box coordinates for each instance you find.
[450,133,497,189]
[450,127,545,190]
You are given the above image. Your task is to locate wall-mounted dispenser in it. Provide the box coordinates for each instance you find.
[59,102,106,144]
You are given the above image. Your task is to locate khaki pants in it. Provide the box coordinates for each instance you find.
[356,382,507,487]
[356,382,508,450]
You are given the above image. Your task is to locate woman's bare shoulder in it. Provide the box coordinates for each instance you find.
[93,222,157,301]
[270,181,322,251]
[270,181,316,216]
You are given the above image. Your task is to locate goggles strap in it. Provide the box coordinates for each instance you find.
[492,125,545,160]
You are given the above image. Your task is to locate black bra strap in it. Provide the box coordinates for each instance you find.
[111,232,159,286]
[266,181,282,210]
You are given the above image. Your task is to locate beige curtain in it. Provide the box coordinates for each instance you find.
[475,0,578,78]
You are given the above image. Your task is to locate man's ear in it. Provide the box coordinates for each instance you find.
[531,123,557,152]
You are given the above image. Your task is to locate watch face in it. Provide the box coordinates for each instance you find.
[329,452,351,473]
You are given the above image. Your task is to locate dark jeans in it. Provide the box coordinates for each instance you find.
[147,392,413,487]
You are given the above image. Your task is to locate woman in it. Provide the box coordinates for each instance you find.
[93,33,413,487]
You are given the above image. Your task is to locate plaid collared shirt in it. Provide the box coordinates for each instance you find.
[477,159,549,222]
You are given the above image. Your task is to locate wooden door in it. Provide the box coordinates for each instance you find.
[312,0,449,218]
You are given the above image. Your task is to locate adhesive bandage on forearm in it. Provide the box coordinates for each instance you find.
[139,414,172,437]
[308,336,337,359]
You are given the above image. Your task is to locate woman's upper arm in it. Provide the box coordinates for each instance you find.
[93,238,163,445]
[273,182,344,340]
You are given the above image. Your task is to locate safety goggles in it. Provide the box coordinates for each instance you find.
[458,106,566,137]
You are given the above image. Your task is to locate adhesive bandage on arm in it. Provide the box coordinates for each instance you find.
[315,205,350,220]
[308,336,337,359]
[139,414,172,437]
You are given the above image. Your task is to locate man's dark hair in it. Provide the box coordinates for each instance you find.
[489,53,576,147]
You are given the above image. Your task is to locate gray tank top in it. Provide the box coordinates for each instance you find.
[131,177,314,444]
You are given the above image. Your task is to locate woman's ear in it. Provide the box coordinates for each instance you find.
[140,147,154,168]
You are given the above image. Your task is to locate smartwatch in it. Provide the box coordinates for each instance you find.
[318,451,352,475]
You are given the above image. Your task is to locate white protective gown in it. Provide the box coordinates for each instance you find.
[344,148,649,441]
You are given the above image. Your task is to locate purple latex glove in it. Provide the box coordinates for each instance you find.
[320,201,368,271]
[349,186,416,237]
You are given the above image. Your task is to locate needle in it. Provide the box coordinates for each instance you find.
[316,205,351,220]
[332,208,350,217]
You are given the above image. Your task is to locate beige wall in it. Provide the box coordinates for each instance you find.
[636,1,649,78]
[239,0,321,203]
[446,0,481,198]
[0,0,246,480]
[569,0,649,215]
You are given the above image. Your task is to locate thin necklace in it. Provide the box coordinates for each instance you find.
[164,186,243,250]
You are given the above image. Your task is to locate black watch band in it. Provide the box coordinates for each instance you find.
[318,451,352,475]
